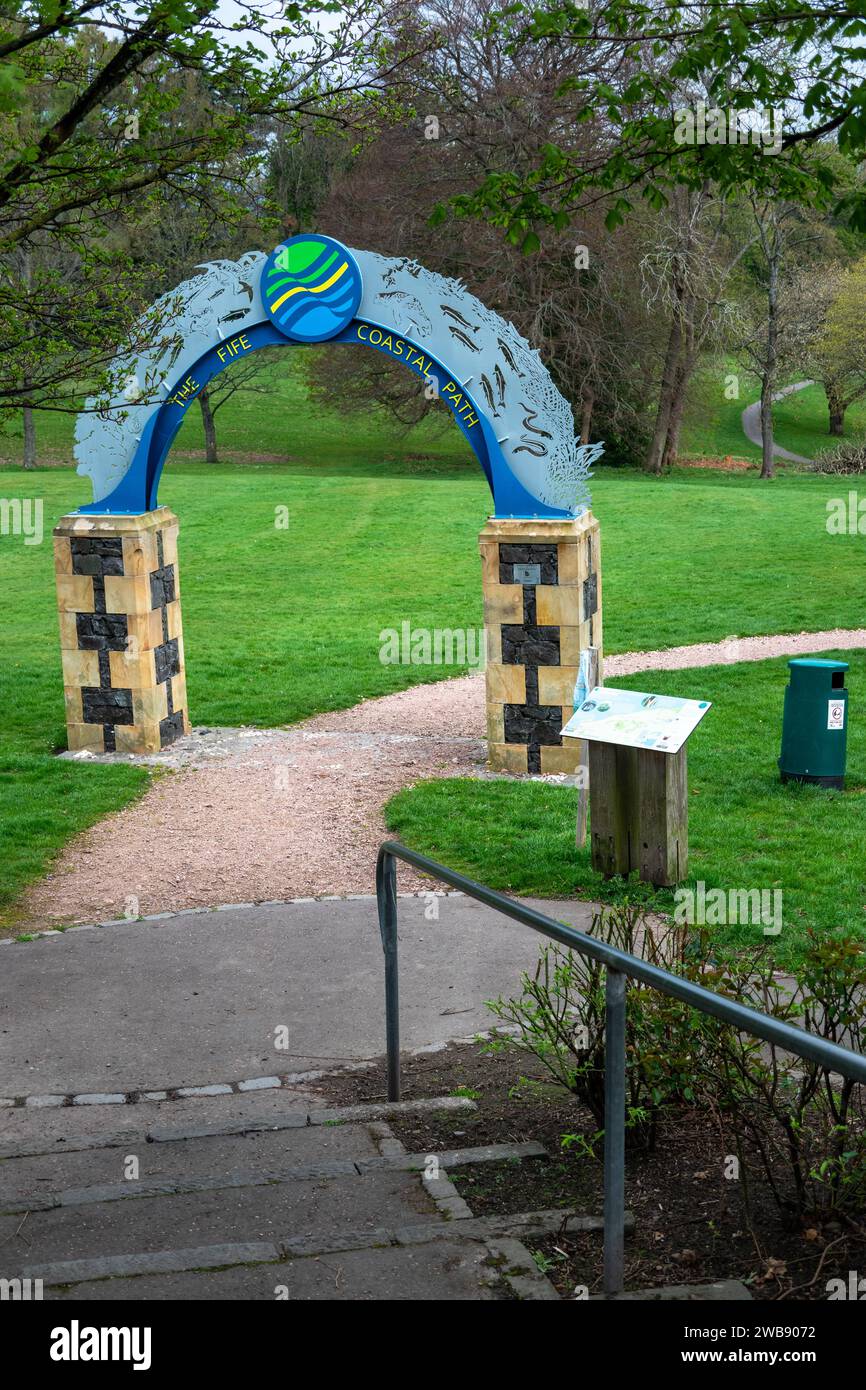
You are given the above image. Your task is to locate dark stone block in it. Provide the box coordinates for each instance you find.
[501,624,560,667]
[72,554,106,576]
[92,574,107,615]
[103,724,117,753]
[76,613,128,651]
[154,638,180,685]
[584,572,598,619]
[82,687,134,725]
[499,543,558,586]
[160,710,185,748]
[504,703,564,746]
[71,537,124,577]
[150,564,176,610]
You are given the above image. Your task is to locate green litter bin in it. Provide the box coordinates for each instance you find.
[779,658,848,788]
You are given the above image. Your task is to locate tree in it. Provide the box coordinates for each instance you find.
[808,258,866,436]
[638,187,757,473]
[197,355,274,463]
[0,2,422,419]
[7,243,35,466]
[452,1,866,240]
[294,0,664,462]
[736,200,832,478]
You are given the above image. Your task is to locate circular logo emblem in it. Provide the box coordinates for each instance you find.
[261,236,362,342]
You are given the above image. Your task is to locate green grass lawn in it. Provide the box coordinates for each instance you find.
[679,361,762,461]
[385,653,866,969]
[0,349,463,465]
[1,359,864,930]
[772,381,866,462]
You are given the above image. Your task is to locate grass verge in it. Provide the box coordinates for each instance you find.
[385,653,866,968]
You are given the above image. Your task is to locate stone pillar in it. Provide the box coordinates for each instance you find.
[479,512,602,774]
[54,508,189,755]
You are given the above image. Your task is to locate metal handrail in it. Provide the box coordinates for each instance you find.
[376,839,866,1297]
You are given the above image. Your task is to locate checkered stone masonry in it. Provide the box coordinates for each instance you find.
[479,513,602,775]
[54,508,189,755]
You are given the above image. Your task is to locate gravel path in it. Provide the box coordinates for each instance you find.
[18,626,865,931]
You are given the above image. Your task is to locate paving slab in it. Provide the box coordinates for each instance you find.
[597,1280,752,1301]
[0,1168,439,1277]
[0,1122,383,1204]
[0,1084,325,1155]
[0,895,593,1097]
[44,1240,509,1301]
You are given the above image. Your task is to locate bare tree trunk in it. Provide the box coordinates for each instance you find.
[645,316,682,474]
[661,341,697,469]
[826,383,845,436]
[579,385,594,444]
[22,375,36,469]
[21,248,36,470]
[759,229,780,480]
[661,390,686,469]
[759,373,775,479]
[199,389,218,464]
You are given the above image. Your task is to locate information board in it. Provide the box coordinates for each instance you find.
[561,686,711,755]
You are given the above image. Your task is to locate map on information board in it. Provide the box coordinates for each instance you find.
[561,686,712,755]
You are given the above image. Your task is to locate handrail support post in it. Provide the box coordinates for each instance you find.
[377,850,401,1102]
[373,838,866,1300]
[603,966,626,1296]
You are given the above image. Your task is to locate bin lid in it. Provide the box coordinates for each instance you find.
[788,658,849,671]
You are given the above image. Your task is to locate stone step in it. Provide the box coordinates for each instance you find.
[22,1209,601,1298]
[0,1120,384,1205]
[0,1093,475,1160]
[1,1139,547,1214]
[0,1082,319,1156]
[1,1167,441,1278]
[43,1237,514,1302]
[0,1086,587,1301]
[595,1280,752,1301]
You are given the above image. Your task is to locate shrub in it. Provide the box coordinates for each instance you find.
[485,903,705,1152]
[698,931,866,1224]
[812,441,866,474]
[487,906,866,1225]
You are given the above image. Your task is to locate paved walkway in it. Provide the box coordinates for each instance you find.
[0,895,595,1104]
[741,379,815,464]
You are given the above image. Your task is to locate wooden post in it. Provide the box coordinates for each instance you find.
[588,741,688,887]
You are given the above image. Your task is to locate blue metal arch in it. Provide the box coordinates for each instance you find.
[79,316,570,518]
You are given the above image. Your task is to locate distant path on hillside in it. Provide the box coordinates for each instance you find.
[741,380,815,465]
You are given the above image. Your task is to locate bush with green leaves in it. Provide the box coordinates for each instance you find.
[696,932,866,1224]
[485,904,705,1152]
[487,906,866,1225]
